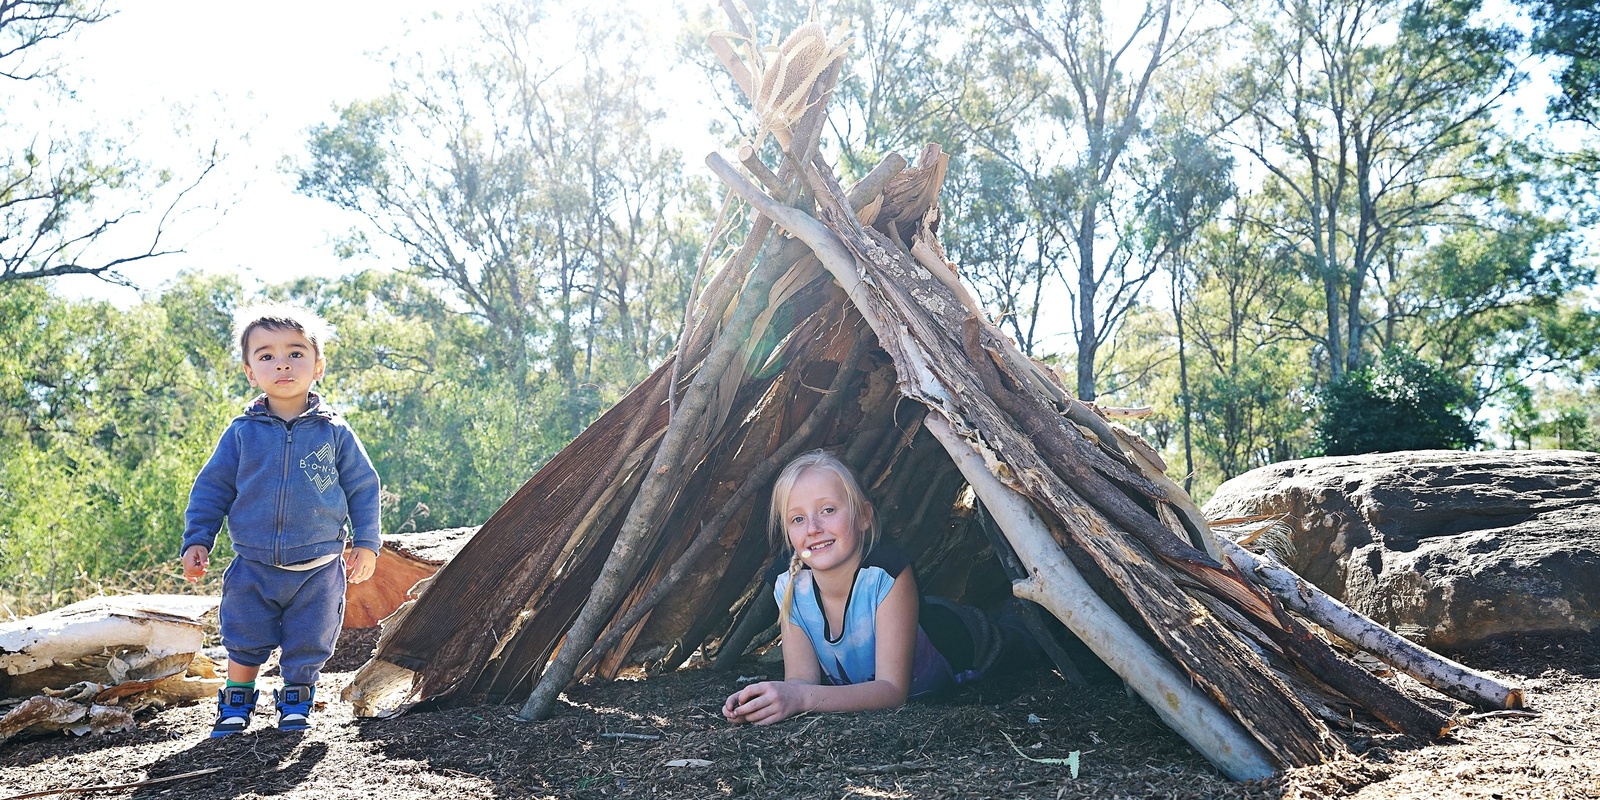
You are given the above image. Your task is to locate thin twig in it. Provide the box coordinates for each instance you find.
[1,767,224,800]
[843,759,934,775]
[783,713,823,743]
[1461,709,1540,720]
[999,730,1081,772]
[599,731,662,741]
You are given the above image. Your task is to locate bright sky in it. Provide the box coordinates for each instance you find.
[46,1,430,301]
[35,0,1582,370]
[50,0,709,305]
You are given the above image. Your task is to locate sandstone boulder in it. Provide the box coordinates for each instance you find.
[1203,450,1600,650]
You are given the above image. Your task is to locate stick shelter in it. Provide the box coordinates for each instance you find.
[344,13,1508,780]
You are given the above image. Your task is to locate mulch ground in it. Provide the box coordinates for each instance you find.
[1,631,1596,800]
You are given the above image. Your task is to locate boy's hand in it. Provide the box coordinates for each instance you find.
[181,545,210,582]
[345,546,378,584]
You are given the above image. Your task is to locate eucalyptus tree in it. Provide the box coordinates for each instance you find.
[1,0,218,286]
[976,0,1219,400]
[1177,198,1318,486]
[1133,129,1234,489]
[1222,0,1523,382]
[942,152,1053,353]
[297,1,700,442]
[1516,0,1600,127]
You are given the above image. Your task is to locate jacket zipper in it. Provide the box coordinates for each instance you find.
[276,419,293,566]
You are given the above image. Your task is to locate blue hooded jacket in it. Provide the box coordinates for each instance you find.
[181,392,381,566]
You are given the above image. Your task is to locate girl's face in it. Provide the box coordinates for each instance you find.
[783,467,871,575]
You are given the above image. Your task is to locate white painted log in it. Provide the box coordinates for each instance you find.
[925,412,1279,782]
[1218,538,1524,710]
[0,595,214,677]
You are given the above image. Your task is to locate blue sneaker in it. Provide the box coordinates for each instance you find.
[211,687,257,738]
[274,684,315,731]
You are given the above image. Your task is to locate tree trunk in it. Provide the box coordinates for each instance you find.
[1076,204,1097,400]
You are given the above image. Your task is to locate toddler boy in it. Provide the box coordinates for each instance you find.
[180,303,380,736]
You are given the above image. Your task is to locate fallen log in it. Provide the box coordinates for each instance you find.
[343,527,479,629]
[0,595,222,743]
[1220,538,1524,710]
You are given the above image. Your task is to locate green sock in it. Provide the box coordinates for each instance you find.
[226,679,256,692]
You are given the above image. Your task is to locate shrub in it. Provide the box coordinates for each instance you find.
[1315,350,1479,456]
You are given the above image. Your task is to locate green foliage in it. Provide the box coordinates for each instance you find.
[0,279,237,612]
[291,2,699,446]
[1502,383,1600,450]
[274,271,594,529]
[982,0,1198,398]
[1517,0,1600,126]
[943,153,1048,353]
[1105,202,1318,498]
[1136,131,1235,260]
[1228,0,1524,380]
[0,263,664,614]
[1315,350,1479,456]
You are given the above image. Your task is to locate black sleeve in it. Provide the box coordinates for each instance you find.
[861,541,913,580]
[868,542,982,672]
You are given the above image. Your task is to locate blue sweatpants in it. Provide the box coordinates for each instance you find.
[219,555,346,686]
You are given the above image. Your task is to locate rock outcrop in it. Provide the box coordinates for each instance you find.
[1204,450,1600,650]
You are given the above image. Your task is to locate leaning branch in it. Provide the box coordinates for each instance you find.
[574,332,871,676]
[1220,538,1524,710]
[925,412,1279,782]
[517,54,843,723]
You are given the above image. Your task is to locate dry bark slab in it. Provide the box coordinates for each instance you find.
[343,527,479,629]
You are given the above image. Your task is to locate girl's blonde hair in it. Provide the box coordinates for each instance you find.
[769,449,878,622]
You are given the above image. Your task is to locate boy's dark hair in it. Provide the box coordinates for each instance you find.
[233,304,334,361]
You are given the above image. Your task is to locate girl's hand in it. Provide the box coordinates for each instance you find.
[181,545,209,582]
[723,681,809,726]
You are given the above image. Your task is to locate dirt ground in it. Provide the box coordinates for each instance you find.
[1,630,1596,800]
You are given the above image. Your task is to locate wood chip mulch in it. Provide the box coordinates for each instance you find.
[1,631,1596,800]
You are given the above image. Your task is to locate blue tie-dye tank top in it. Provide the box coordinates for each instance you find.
[774,543,954,697]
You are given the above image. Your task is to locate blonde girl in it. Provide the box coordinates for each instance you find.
[722,450,960,725]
